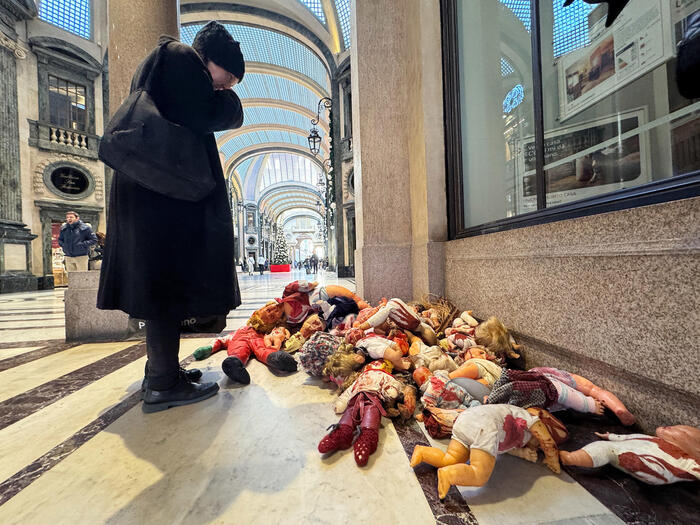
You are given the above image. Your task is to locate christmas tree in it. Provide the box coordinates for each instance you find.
[272,227,291,264]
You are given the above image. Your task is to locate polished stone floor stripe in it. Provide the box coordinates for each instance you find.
[0,342,133,403]
[0,310,64,316]
[0,342,77,372]
[0,339,64,350]
[0,342,199,491]
[0,343,146,430]
[0,346,41,362]
[0,327,66,344]
[0,353,438,525]
[0,390,143,507]
[394,421,478,524]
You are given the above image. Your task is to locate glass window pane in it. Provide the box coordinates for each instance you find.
[38,0,92,40]
[457,0,537,227]
[538,0,700,210]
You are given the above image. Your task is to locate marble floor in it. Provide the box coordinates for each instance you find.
[0,271,691,524]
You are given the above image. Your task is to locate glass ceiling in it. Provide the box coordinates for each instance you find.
[298,0,326,25]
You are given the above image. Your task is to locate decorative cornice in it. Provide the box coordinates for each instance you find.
[0,29,25,58]
[0,0,37,22]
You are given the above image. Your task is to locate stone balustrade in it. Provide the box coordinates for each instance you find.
[28,120,99,160]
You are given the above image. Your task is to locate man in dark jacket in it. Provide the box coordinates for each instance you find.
[58,211,97,271]
[98,21,245,413]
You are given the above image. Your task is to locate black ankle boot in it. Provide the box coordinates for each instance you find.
[222,356,251,384]
[266,351,297,372]
[142,366,202,394]
[142,377,219,413]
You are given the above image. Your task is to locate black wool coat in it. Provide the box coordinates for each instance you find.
[97,36,243,320]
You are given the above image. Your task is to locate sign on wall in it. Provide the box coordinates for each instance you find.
[557,0,674,121]
[516,109,650,213]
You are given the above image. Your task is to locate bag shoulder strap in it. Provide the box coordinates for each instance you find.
[132,41,169,93]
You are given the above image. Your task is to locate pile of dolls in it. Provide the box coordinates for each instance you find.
[194,280,700,495]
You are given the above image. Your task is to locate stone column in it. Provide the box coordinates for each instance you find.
[108,0,179,113]
[0,1,38,293]
[351,0,447,302]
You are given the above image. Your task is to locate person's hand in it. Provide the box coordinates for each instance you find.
[594,432,610,440]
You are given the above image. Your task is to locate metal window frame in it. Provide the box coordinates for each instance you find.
[440,0,700,240]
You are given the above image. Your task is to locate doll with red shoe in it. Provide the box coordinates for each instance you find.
[318,363,414,466]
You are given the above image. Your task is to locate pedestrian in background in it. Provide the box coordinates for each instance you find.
[58,211,97,272]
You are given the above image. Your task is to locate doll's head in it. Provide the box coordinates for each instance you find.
[655,425,700,461]
[323,344,365,390]
[474,317,520,361]
[248,301,285,333]
[300,314,325,338]
[413,366,432,387]
[345,327,365,346]
[462,346,491,361]
[283,332,306,353]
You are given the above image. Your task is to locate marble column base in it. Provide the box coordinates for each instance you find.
[0,273,37,294]
[356,244,412,304]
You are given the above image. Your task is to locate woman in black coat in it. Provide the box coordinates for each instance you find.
[98,22,245,412]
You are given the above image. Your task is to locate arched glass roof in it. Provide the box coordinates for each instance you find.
[258,153,323,194]
[335,0,352,49]
[298,0,326,25]
[279,209,323,225]
[219,130,313,160]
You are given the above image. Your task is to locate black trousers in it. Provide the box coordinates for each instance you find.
[145,318,181,390]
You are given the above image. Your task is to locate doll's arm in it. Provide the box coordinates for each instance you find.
[603,432,649,441]
[193,335,229,360]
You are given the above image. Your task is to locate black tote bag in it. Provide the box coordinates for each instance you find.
[98,42,215,202]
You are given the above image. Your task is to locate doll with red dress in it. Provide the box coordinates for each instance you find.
[193,302,297,384]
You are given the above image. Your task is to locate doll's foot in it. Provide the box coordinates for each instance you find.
[222,357,251,384]
[193,345,213,360]
[267,351,298,372]
[318,424,354,454]
[410,446,427,467]
[542,452,561,474]
[613,408,636,426]
[354,427,379,466]
[436,468,452,500]
[593,400,605,416]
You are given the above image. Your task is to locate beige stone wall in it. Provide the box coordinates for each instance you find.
[444,197,700,430]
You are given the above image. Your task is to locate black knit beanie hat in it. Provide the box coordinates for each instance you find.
[192,21,245,81]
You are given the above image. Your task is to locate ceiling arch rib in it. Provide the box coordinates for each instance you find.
[279,208,323,224]
[272,203,324,222]
[262,193,322,213]
[283,213,322,228]
[225,144,326,182]
[218,129,327,161]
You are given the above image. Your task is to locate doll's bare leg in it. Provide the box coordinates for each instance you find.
[410,439,470,468]
[448,363,480,380]
[437,449,497,498]
[507,446,538,463]
[559,449,595,467]
[570,374,635,425]
[529,421,561,473]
